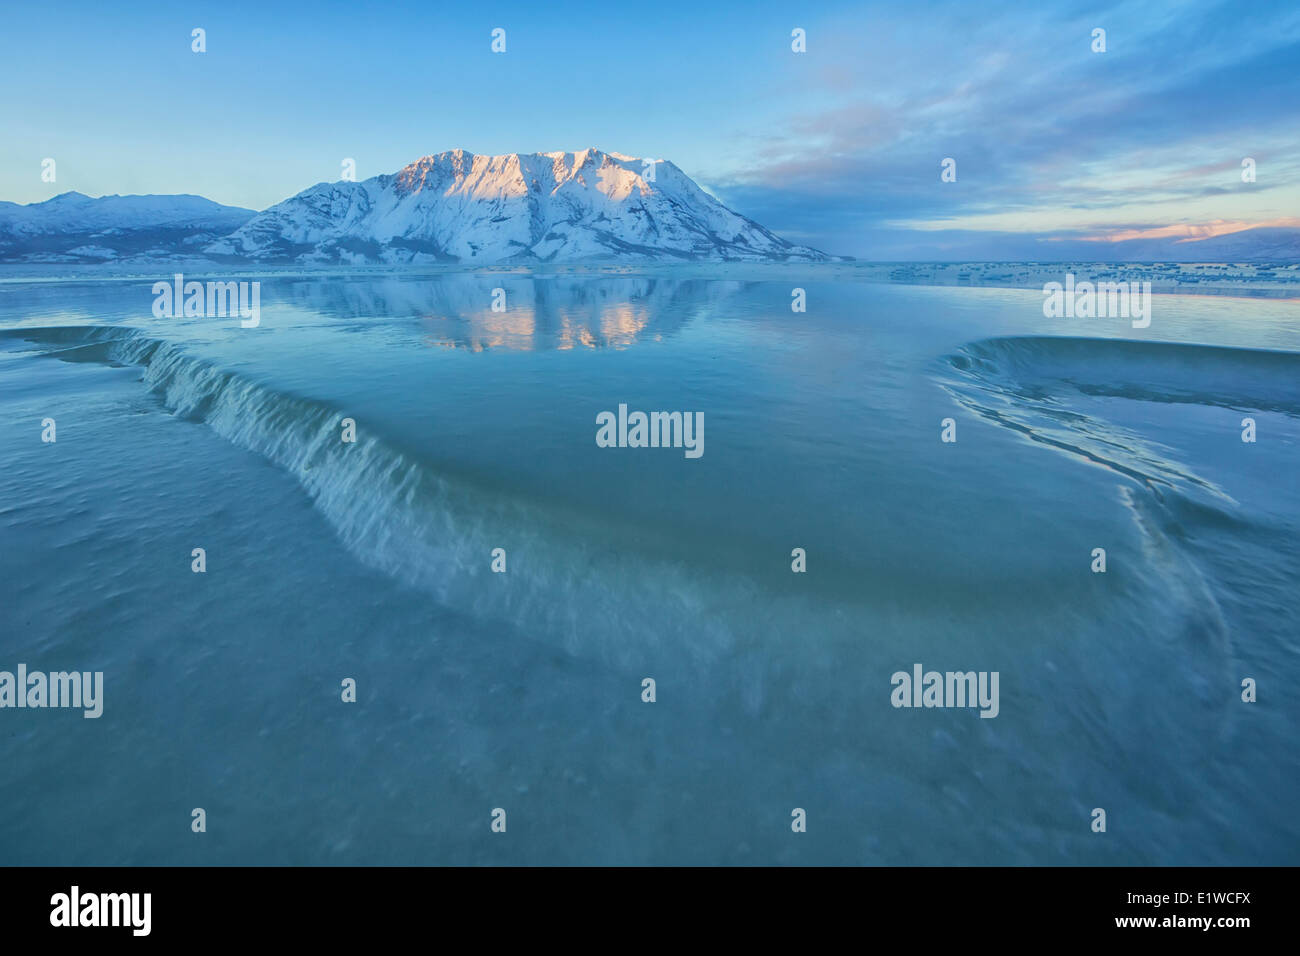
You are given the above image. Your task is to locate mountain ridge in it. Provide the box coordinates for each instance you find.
[3,151,1298,264]
[205,148,836,265]
[0,192,254,262]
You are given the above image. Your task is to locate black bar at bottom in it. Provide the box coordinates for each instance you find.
[0,866,1279,942]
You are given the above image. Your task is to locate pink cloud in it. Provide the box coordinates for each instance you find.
[1082,218,1300,243]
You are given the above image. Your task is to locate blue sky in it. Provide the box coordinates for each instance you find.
[2,0,1298,257]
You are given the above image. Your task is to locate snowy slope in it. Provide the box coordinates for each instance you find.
[0,192,255,262]
[206,148,833,264]
[1158,227,1300,262]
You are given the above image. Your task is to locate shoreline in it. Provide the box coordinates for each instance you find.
[1,259,1298,298]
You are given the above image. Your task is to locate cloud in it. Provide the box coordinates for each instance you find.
[1086,218,1300,243]
[702,0,1300,258]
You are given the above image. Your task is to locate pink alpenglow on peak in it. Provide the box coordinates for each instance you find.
[205,148,837,265]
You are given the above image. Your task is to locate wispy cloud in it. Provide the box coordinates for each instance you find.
[705,0,1300,257]
[1083,218,1300,243]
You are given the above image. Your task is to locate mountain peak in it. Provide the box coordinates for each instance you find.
[205,148,830,264]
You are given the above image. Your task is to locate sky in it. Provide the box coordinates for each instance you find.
[2,0,1298,258]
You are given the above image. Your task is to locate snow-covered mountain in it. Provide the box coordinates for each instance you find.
[205,148,834,264]
[1152,227,1300,262]
[0,192,254,263]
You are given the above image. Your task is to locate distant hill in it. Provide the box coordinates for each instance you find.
[0,192,254,263]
